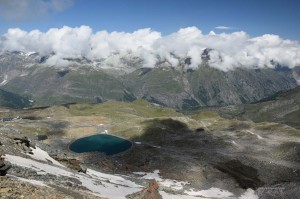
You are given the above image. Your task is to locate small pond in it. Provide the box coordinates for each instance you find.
[69,134,132,155]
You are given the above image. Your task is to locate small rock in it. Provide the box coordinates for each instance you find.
[65,181,73,187]
[195,127,205,132]
[78,165,87,173]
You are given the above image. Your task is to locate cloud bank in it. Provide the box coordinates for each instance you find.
[0,0,73,21]
[1,26,300,71]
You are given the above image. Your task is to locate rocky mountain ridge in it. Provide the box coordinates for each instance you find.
[0,51,299,109]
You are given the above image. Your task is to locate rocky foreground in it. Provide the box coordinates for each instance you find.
[0,100,299,198]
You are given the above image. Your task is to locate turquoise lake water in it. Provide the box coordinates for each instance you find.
[69,134,132,155]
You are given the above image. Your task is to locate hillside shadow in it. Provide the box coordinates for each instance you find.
[215,160,263,189]
[125,118,264,189]
[134,118,192,145]
[43,120,69,136]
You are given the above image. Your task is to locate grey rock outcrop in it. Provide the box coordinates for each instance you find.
[14,136,36,148]
[14,136,36,154]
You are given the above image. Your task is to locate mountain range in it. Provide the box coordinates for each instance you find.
[0,51,299,109]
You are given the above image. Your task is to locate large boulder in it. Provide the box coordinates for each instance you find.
[127,180,163,199]
[0,154,11,176]
[142,180,162,199]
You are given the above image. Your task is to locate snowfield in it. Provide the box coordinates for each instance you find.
[5,147,258,199]
[28,146,65,167]
[0,75,8,86]
[134,170,189,190]
[5,154,142,199]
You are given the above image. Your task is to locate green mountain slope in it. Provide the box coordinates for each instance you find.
[186,86,300,129]
[237,86,300,129]
[0,89,31,108]
[3,66,135,106]
[122,65,298,109]
[122,67,200,109]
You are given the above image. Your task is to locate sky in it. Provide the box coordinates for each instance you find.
[0,0,300,71]
[0,0,299,41]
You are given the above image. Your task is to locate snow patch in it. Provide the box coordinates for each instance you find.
[239,189,259,199]
[5,154,142,199]
[26,52,36,57]
[5,154,258,199]
[0,75,8,86]
[152,145,161,148]
[160,191,204,199]
[87,168,141,188]
[28,146,65,167]
[134,170,189,190]
[20,73,28,77]
[184,187,234,198]
[246,130,263,139]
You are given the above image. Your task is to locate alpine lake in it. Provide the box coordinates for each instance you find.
[69,134,132,155]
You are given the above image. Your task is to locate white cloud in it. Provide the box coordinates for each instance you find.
[0,0,73,21]
[215,26,237,30]
[1,26,300,71]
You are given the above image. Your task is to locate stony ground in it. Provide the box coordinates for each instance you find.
[0,176,103,199]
